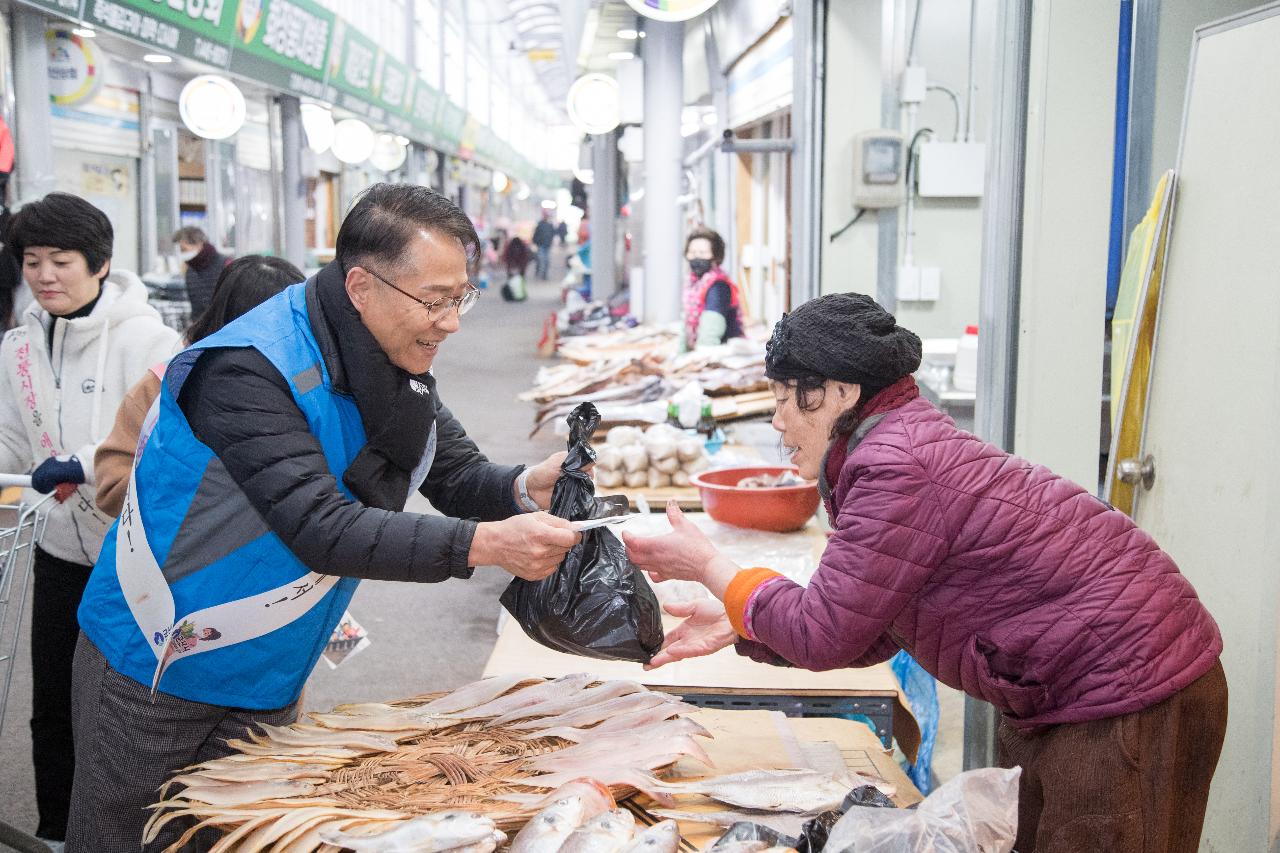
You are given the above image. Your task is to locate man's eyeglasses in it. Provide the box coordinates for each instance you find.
[364,267,480,322]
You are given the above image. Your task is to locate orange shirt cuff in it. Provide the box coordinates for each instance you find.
[725,567,784,638]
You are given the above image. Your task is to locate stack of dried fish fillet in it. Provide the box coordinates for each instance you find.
[145,674,713,852]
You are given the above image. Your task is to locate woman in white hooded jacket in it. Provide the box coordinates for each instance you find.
[0,193,178,846]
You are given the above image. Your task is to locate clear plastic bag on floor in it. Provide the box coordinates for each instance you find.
[500,402,665,662]
[822,767,1020,853]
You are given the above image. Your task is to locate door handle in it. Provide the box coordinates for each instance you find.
[1117,455,1156,490]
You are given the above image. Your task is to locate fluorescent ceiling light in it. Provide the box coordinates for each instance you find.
[608,51,635,61]
[72,26,96,38]
[617,28,638,39]
[143,54,173,63]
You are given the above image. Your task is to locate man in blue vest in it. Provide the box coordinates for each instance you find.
[66,184,581,851]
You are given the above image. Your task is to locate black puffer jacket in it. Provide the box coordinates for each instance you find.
[177,284,522,583]
[184,243,228,320]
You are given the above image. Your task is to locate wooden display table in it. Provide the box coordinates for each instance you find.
[484,512,919,757]
[484,618,919,762]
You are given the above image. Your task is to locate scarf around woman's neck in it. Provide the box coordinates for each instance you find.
[820,375,921,505]
[314,260,436,510]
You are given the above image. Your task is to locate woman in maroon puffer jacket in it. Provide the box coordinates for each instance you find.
[624,293,1225,853]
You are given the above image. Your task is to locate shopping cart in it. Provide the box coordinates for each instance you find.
[0,475,56,853]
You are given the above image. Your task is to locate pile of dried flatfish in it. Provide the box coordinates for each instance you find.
[146,675,712,852]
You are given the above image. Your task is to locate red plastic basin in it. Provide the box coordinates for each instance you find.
[690,465,820,532]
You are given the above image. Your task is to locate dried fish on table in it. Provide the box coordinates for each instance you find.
[147,675,713,852]
[529,730,714,772]
[487,680,644,727]
[642,769,891,814]
[497,779,617,813]
[508,691,692,731]
[446,673,596,720]
[319,811,505,852]
[533,716,710,745]
[558,808,636,853]
[509,795,598,853]
[408,673,536,715]
[620,819,679,853]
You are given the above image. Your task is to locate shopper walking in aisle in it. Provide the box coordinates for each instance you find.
[93,255,304,517]
[69,184,580,852]
[501,234,532,302]
[682,227,744,351]
[626,293,1227,853]
[0,193,180,848]
[532,211,556,280]
[172,225,230,320]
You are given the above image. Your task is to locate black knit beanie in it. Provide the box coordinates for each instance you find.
[765,293,922,388]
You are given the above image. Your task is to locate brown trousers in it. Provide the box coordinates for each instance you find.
[997,660,1227,853]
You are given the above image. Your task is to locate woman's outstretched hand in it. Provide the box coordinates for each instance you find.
[623,502,722,584]
[645,599,739,670]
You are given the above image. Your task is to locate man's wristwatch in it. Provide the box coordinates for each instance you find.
[515,469,540,512]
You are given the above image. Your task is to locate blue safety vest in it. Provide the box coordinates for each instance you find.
[78,283,366,710]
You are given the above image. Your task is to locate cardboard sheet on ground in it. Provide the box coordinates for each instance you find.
[634,709,921,849]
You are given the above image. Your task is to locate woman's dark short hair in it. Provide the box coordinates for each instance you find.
[172,226,208,245]
[685,227,726,266]
[7,193,114,279]
[185,255,303,344]
[336,183,481,277]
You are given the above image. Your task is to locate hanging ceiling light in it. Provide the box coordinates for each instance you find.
[516,183,531,201]
[331,118,375,165]
[566,73,620,136]
[179,74,246,140]
[370,132,408,171]
[299,103,335,154]
[622,0,721,22]
[492,170,510,193]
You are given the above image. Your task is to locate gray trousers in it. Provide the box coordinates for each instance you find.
[66,634,298,852]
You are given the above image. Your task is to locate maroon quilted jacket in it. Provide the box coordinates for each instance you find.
[738,398,1222,729]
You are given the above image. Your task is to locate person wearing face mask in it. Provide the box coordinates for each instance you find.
[624,293,1227,853]
[0,193,180,848]
[171,226,230,321]
[682,227,744,351]
[69,185,581,852]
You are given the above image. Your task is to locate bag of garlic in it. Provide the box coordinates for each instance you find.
[500,402,665,662]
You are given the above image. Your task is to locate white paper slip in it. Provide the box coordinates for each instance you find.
[571,513,642,531]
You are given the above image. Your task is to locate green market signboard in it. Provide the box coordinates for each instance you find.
[231,0,333,99]
[21,0,549,187]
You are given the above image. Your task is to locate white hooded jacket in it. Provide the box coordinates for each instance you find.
[0,271,180,564]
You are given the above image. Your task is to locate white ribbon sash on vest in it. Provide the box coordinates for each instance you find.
[117,462,338,697]
[6,328,63,461]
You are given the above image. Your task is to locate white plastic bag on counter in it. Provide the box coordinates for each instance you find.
[822,767,1020,853]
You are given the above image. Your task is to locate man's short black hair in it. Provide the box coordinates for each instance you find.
[7,193,114,278]
[336,183,481,277]
[172,226,208,245]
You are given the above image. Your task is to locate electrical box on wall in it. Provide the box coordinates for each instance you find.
[918,142,986,198]
[852,129,906,209]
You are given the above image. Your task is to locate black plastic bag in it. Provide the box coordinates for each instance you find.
[710,822,799,850]
[842,786,898,811]
[500,403,664,662]
[796,809,844,853]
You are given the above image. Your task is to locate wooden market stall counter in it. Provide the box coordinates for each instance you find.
[632,708,922,848]
[484,512,921,761]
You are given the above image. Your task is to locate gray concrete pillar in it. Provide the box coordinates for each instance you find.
[589,130,617,295]
[278,95,307,269]
[12,6,55,201]
[642,20,684,324]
